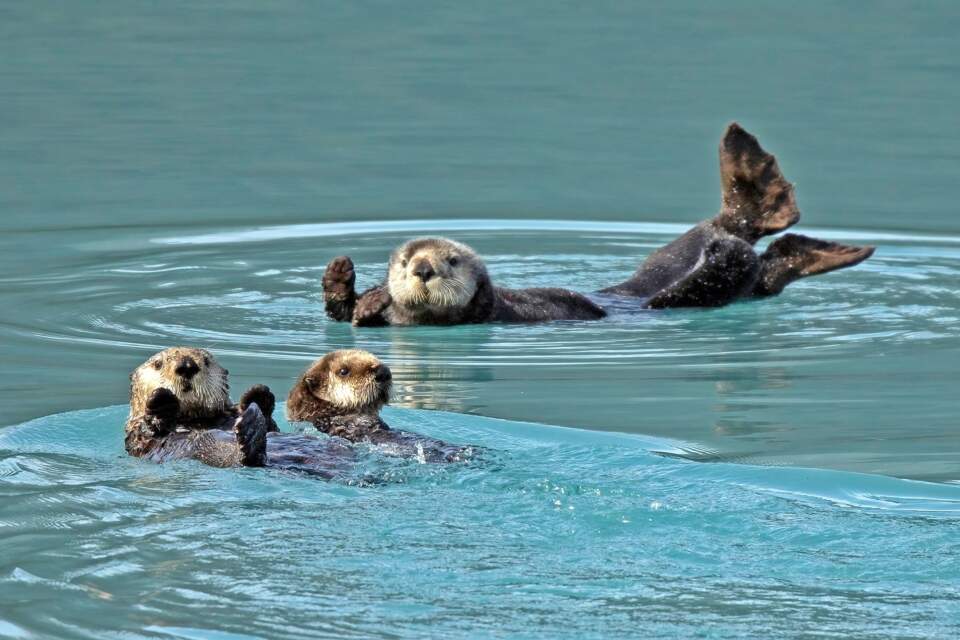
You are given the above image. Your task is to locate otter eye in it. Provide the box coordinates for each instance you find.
[337,367,350,377]
[448,256,459,267]
[152,360,162,370]
[400,259,408,268]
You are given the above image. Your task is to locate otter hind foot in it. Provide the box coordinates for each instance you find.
[715,122,800,243]
[234,404,269,467]
[755,233,875,296]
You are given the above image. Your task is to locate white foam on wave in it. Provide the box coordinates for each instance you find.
[151,218,960,246]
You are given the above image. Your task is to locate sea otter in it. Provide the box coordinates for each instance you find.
[286,349,473,462]
[124,347,356,477]
[322,123,874,326]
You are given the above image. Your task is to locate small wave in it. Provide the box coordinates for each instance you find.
[152,218,960,246]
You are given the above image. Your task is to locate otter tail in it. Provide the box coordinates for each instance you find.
[753,233,875,297]
[714,123,801,244]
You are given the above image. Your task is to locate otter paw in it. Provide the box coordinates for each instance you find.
[240,384,275,417]
[240,384,279,432]
[234,404,268,467]
[145,387,179,422]
[353,288,392,326]
[322,256,356,302]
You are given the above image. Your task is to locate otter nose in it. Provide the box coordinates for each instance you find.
[412,260,435,282]
[174,356,200,379]
[374,365,392,384]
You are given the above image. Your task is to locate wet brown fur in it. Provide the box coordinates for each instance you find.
[286,350,473,462]
[285,350,391,432]
[323,123,874,319]
[323,239,606,326]
[125,348,281,468]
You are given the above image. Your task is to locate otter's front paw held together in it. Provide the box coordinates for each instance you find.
[352,288,392,327]
[145,387,179,422]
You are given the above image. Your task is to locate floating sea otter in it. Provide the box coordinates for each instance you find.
[124,347,469,474]
[322,123,874,326]
[285,349,473,462]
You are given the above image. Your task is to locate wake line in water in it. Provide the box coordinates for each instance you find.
[151,218,960,246]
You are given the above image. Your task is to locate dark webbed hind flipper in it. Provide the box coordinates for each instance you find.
[645,236,759,309]
[753,233,875,297]
[601,124,805,304]
[714,123,800,244]
[352,287,392,327]
[322,256,357,322]
[234,404,268,467]
[240,384,279,432]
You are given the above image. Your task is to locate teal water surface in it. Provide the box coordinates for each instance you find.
[2,406,959,639]
[2,2,960,638]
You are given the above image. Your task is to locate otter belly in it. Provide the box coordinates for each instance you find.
[263,432,358,478]
[597,224,761,309]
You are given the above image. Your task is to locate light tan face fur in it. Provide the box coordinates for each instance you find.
[129,347,230,419]
[386,238,480,309]
[308,349,391,412]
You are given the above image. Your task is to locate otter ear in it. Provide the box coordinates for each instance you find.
[303,376,317,392]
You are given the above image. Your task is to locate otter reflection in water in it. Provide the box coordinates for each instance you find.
[322,123,874,327]
[123,348,472,477]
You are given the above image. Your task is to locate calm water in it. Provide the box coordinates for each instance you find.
[2,2,959,638]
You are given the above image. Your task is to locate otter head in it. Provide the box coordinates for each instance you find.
[386,237,489,312]
[129,347,230,420]
[286,350,392,424]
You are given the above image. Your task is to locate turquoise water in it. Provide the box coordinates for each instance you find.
[2,2,960,638]
[2,406,959,638]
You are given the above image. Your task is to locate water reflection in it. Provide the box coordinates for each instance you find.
[0,220,958,479]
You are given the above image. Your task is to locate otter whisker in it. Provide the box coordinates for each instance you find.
[433,276,468,307]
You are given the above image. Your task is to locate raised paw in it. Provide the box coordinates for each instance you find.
[234,404,268,466]
[322,256,356,302]
[240,384,275,417]
[145,387,179,422]
[352,288,392,327]
[240,384,279,432]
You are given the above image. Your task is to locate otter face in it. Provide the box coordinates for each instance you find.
[386,238,483,310]
[297,349,392,414]
[130,347,230,418]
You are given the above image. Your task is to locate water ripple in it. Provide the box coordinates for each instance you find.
[1,406,959,638]
[1,220,958,481]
